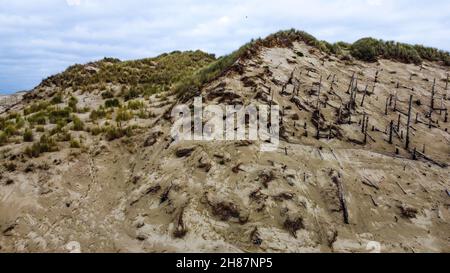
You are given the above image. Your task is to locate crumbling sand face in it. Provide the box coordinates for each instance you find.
[0,41,449,253]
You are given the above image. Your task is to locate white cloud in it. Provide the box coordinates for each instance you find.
[0,0,449,93]
[66,0,81,6]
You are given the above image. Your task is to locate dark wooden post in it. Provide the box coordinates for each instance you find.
[317,75,322,109]
[428,113,432,129]
[385,96,389,115]
[347,72,355,94]
[431,78,436,113]
[364,116,369,144]
[405,95,413,150]
[269,87,274,108]
[389,120,394,144]
[361,84,368,107]
[361,113,366,133]
[352,79,359,107]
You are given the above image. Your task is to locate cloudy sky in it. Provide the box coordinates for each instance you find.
[1,0,449,94]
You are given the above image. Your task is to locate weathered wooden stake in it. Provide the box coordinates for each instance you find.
[347,72,355,94]
[431,78,436,113]
[352,79,359,106]
[405,95,413,150]
[389,120,394,144]
[361,84,368,107]
[269,87,273,108]
[317,75,322,109]
[364,117,369,144]
[385,96,389,115]
[361,113,366,133]
[428,113,432,129]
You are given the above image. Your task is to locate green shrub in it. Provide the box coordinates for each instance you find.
[105,99,120,108]
[350,38,444,65]
[90,107,107,120]
[123,88,140,101]
[89,126,104,136]
[56,130,72,142]
[4,124,17,136]
[24,134,59,158]
[71,115,85,131]
[137,109,151,119]
[48,107,72,124]
[7,112,20,120]
[101,90,114,99]
[23,129,34,142]
[104,126,124,141]
[116,108,133,122]
[350,38,382,62]
[104,125,136,141]
[24,101,50,116]
[0,132,7,146]
[28,111,47,125]
[0,117,5,131]
[15,116,25,129]
[68,96,78,111]
[70,139,81,148]
[127,100,144,110]
[51,94,63,104]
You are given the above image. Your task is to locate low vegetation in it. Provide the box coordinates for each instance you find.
[38,51,216,97]
[24,134,59,158]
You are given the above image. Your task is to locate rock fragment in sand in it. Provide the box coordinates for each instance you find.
[176,147,195,158]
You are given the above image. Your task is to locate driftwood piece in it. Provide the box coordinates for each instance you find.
[362,177,380,190]
[290,96,312,112]
[415,150,448,168]
[332,175,349,224]
[395,181,408,195]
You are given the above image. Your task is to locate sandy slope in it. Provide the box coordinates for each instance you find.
[0,42,449,253]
